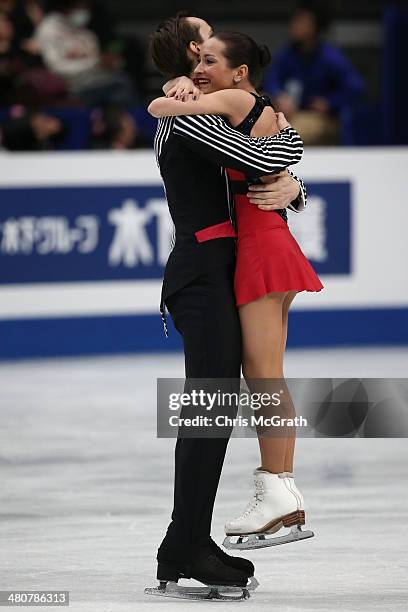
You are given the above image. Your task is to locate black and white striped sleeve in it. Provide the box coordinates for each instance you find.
[172,114,303,179]
[287,170,307,213]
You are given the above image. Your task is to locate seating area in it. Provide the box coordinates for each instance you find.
[0,1,406,149]
[0,106,157,150]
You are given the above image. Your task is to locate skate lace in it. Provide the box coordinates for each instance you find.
[237,480,264,520]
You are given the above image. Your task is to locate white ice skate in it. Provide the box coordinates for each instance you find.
[223,469,314,550]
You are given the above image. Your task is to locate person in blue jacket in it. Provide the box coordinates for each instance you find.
[263,1,364,144]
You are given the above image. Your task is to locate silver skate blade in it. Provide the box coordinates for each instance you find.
[144,580,253,601]
[223,525,314,551]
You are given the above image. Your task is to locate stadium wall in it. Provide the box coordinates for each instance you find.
[0,148,407,359]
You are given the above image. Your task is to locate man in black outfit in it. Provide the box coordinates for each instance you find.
[149,12,307,590]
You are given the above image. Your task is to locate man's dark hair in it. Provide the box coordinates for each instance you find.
[150,10,205,79]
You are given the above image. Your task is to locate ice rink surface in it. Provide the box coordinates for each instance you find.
[1,347,408,612]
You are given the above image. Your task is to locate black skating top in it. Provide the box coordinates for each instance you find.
[229,92,289,223]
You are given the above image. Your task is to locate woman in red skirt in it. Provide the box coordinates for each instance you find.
[148,31,323,547]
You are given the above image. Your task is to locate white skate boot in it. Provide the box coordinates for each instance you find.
[282,471,305,511]
[223,469,314,550]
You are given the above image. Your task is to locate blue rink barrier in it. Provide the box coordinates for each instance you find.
[1,306,407,360]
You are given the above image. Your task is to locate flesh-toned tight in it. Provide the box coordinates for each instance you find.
[239,291,298,473]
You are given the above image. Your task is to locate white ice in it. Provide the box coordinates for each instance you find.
[0,347,407,611]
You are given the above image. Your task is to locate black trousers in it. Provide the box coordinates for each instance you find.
[157,262,242,572]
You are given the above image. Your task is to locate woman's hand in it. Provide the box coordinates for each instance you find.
[166,77,201,101]
[276,112,291,131]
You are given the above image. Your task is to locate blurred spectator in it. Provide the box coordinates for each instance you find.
[263,1,364,145]
[90,106,150,149]
[0,10,23,105]
[0,0,14,14]
[1,108,67,149]
[8,1,44,64]
[34,0,136,106]
[0,2,67,106]
[87,0,146,99]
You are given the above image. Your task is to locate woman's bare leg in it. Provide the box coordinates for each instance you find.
[279,291,298,472]
[239,292,288,473]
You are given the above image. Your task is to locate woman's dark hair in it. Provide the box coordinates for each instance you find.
[213,31,271,88]
[150,10,206,79]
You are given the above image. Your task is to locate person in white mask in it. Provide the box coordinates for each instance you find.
[35,0,134,106]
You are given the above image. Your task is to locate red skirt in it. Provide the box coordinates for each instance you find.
[234,204,324,307]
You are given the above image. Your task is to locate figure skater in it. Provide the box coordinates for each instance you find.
[148,30,323,553]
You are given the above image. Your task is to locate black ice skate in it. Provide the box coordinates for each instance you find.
[208,537,254,574]
[144,548,259,601]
